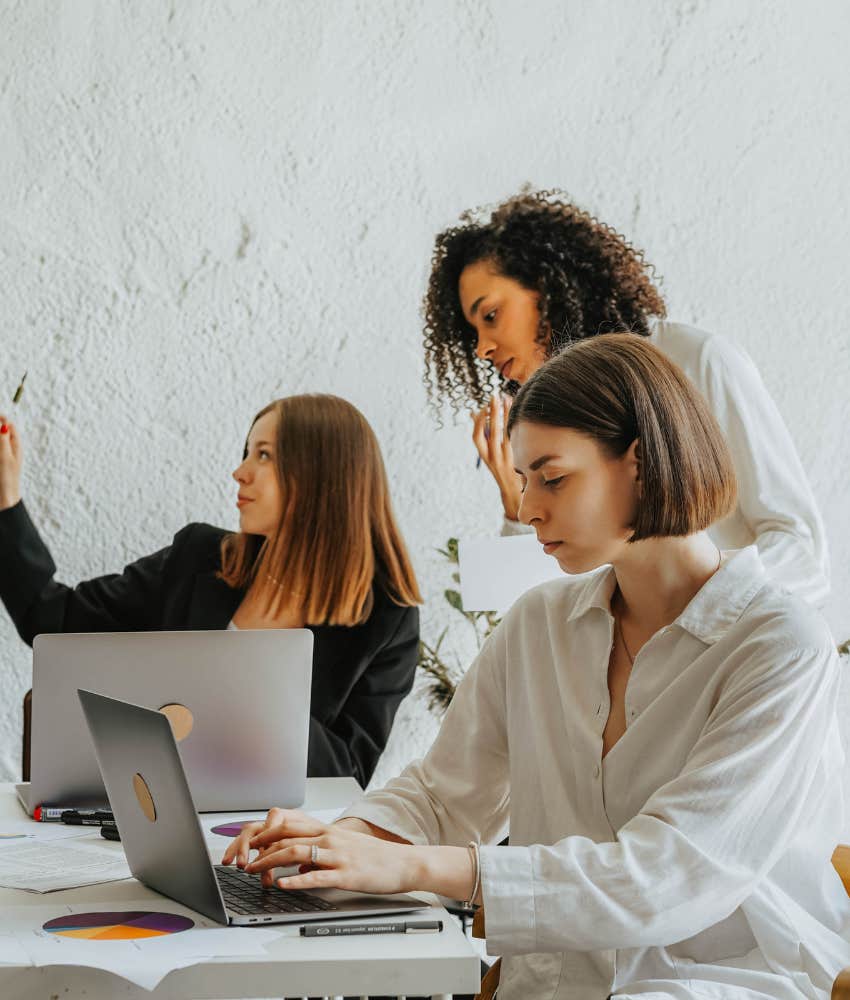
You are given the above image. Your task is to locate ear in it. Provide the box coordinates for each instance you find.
[625,439,642,486]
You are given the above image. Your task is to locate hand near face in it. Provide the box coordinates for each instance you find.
[221,807,419,896]
[472,393,523,521]
[0,417,22,511]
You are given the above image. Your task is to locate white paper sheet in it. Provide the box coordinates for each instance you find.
[0,934,32,967]
[3,900,281,990]
[459,533,563,613]
[0,838,131,892]
[0,818,96,845]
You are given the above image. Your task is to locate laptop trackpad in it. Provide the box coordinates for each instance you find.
[306,887,428,912]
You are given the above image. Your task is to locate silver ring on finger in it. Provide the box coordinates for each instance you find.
[311,844,320,865]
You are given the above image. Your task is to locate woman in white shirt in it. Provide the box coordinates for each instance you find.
[421,189,829,607]
[224,336,849,1000]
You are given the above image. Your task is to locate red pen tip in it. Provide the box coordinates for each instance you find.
[33,806,42,821]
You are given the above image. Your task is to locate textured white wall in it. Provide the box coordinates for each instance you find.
[1,0,848,786]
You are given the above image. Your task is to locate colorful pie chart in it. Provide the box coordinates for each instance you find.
[43,911,194,940]
[211,821,253,837]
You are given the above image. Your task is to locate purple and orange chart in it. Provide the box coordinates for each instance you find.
[210,821,253,837]
[43,911,194,940]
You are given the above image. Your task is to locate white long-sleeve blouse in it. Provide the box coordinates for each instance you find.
[502,321,830,609]
[343,548,850,999]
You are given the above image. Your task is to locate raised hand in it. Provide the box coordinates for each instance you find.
[471,392,522,521]
[0,417,22,511]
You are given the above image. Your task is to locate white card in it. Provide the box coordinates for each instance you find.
[459,534,563,613]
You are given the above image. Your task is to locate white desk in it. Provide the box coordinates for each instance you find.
[0,781,480,999]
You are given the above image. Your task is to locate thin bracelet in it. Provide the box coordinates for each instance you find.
[465,841,481,908]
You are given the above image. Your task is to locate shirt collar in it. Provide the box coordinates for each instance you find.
[673,546,767,644]
[565,564,619,623]
[565,546,768,645]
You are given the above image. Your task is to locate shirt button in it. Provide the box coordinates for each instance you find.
[593,764,601,779]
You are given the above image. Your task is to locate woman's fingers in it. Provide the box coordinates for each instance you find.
[471,406,489,460]
[488,393,503,456]
[0,417,22,511]
[275,868,339,891]
[249,813,326,848]
[501,396,512,455]
[472,394,506,467]
[246,840,330,874]
[221,820,265,866]
[222,808,330,868]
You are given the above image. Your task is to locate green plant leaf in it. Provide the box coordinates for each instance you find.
[444,588,463,611]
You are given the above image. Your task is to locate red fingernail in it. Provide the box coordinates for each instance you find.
[0,425,8,434]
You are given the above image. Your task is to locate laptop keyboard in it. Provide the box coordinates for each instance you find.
[214,865,337,915]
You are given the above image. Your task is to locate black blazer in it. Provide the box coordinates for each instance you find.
[0,501,419,787]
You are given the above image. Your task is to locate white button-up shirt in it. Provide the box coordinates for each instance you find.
[503,321,830,609]
[344,548,850,999]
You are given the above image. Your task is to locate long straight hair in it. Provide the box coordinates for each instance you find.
[219,394,421,626]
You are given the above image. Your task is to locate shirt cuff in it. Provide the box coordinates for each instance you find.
[479,843,536,954]
[0,497,26,527]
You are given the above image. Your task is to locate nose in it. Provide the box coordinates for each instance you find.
[474,328,496,361]
[232,460,250,484]
[517,488,542,527]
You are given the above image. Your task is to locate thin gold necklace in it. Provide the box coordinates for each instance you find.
[614,548,722,666]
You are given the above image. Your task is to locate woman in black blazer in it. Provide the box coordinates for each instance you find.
[0,395,422,787]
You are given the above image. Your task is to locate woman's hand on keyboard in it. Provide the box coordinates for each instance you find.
[221,806,476,901]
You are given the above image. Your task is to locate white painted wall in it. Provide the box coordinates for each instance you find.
[1,0,848,786]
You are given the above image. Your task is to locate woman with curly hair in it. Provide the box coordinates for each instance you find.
[422,189,829,606]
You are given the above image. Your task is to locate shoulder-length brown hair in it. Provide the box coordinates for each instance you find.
[507,335,737,540]
[219,394,422,626]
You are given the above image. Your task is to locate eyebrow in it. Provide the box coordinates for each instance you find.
[468,295,485,318]
[515,454,560,474]
[248,439,273,449]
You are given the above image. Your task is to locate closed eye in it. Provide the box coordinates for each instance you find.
[483,308,497,323]
[543,476,565,488]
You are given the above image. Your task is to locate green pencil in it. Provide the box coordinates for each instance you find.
[12,372,26,404]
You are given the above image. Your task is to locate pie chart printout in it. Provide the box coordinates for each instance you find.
[43,911,195,940]
[211,821,253,837]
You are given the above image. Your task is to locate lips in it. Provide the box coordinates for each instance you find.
[236,496,254,509]
[539,539,563,555]
[498,358,514,380]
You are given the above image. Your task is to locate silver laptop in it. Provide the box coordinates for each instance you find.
[77,689,425,926]
[18,630,313,814]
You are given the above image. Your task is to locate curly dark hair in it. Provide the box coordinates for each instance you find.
[422,188,667,418]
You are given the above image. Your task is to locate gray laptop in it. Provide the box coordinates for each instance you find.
[77,689,425,926]
[18,630,313,814]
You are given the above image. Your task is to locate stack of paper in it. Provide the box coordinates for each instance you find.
[0,838,131,892]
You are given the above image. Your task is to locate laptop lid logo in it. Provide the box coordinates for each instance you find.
[158,703,194,742]
[133,773,157,822]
